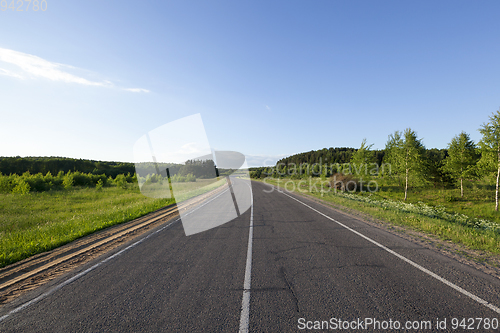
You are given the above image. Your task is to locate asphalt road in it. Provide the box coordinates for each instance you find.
[1,179,500,332]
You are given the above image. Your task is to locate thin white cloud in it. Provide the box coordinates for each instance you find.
[0,47,149,92]
[124,88,150,93]
[0,67,24,79]
[265,105,271,110]
[0,47,107,86]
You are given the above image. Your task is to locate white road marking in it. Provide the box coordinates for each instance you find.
[239,182,254,333]
[276,187,500,315]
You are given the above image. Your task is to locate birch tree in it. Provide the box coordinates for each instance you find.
[478,110,500,211]
[384,128,425,201]
[350,138,376,177]
[442,132,478,198]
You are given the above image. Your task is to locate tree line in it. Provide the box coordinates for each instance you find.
[276,147,385,166]
[0,157,135,178]
[252,109,500,211]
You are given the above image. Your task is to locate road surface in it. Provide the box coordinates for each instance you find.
[1,179,500,332]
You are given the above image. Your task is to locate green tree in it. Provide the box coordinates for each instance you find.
[424,148,452,188]
[478,110,500,211]
[384,128,426,201]
[62,171,74,189]
[114,174,128,189]
[95,179,104,191]
[350,138,376,177]
[443,132,479,197]
[12,178,30,195]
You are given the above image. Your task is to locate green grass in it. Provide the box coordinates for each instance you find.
[0,185,174,268]
[260,177,500,255]
[0,177,229,269]
[374,180,500,223]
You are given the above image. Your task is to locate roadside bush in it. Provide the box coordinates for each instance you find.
[171,173,196,182]
[63,171,108,188]
[171,174,183,182]
[62,172,75,189]
[44,171,61,188]
[12,179,30,195]
[24,172,51,192]
[125,173,136,183]
[92,174,108,186]
[0,170,129,193]
[114,174,128,188]
[0,173,15,193]
[144,174,163,185]
[72,171,92,186]
[185,173,196,182]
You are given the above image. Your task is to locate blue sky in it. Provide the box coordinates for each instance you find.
[1,1,499,167]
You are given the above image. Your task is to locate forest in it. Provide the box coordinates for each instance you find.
[0,156,135,178]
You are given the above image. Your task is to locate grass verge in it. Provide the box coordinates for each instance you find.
[0,186,174,268]
[373,179,500,224]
